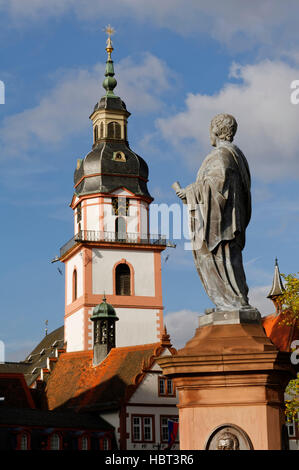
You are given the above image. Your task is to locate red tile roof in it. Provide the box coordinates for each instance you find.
[45,342,175,411]
[262,312,299,352]
[0,373,35,409]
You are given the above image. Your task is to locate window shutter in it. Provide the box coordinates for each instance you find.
[116,264,131,295]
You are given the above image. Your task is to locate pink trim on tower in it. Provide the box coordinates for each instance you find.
[64,295,164,317]
[70,191,152,210]
[156,309,164,340]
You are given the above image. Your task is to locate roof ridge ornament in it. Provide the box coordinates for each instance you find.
[160,325,172,347]
[267,257,285,299]
[267,257,285,316]
[104,25,115,59]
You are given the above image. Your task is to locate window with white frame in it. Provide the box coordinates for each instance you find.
[103,438,110,450]
[167,378,173,395]
[49,433,61,450]
[133,416,141,441]
[81,435,89,450]
[20,433,29,450]
[143,417,152,441]
[132,415,154,442]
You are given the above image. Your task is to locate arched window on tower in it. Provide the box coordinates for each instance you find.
[107,121,121,139]
[94,125,98,143]
[73,269,78,302]
[115,263,131,296]
[100,121,104,138]
[115,216,126,240]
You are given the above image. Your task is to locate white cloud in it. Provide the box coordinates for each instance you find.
[164,309,200,350]
[248,285,274,316]
[2,1,299,52]
[157,59,299,181]
[165,288,275,351]
[245,257,274,286]
[5,339,37,362]
[0,54,173,158]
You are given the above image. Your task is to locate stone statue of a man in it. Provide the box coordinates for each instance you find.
[175,113,252,312]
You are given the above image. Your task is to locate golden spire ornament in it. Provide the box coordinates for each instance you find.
[102,24,117,96]
[104,24,116,59]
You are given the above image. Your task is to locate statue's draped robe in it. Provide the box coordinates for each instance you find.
[185,142,251,311]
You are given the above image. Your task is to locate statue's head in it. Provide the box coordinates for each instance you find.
[210,113,237,147]
[217,431,239,450]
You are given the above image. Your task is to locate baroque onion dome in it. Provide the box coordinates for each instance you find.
[74,29,152,200]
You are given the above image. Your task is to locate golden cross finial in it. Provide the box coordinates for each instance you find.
[105,24,115,38]
[103,25,116,58]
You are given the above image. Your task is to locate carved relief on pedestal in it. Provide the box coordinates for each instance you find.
[205,424,253,450]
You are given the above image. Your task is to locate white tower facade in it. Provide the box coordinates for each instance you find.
[59,38,166,352]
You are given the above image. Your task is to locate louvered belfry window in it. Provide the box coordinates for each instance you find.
[116,263,131,295]
[107,121,121,139]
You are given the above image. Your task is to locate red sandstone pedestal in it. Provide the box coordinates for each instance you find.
[158,322,295,450]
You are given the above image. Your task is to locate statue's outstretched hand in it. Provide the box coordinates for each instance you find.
[176,188,187,200]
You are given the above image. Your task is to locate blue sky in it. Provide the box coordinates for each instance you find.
[1,1,299,359]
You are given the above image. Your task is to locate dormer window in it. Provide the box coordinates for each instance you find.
[107,121,121,139]
[158,376,175,397]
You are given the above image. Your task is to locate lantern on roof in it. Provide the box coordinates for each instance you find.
[90,296,119,366]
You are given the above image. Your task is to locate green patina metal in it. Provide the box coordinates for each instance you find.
[91,296,119,321]
[102,59,118,97]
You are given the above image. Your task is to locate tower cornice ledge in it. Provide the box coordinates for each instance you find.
[59,231,167,260]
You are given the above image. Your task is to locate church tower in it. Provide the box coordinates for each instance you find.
[59,29,166,352]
